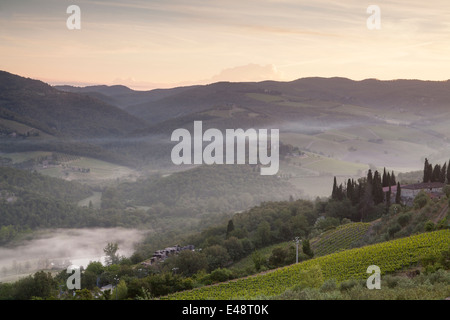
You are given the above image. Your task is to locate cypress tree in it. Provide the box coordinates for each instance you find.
[373,170,384,205]
[390,171,396,186]
[302,239,314,258]
[432,164,441,183]
[440,162,447,183]
[367,169,373,186]
[226,219,235,239]
[423,158,430,183]
[386,184,391,209]
[395,182,401,204]
[332,176,338,200]
[347,178,353,201]
[382,168,388,187]
[447,161,450,184]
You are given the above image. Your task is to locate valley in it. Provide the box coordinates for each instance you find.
[0,71,449,300]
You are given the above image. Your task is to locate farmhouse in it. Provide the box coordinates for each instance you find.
[383,181,446,205]
[401,182,445,199]
[141,244,195,267]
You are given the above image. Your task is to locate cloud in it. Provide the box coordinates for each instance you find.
[209,63,285,83]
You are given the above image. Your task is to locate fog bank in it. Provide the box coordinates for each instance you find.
[0,228,148,281]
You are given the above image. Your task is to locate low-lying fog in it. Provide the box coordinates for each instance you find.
[0,228,148,282]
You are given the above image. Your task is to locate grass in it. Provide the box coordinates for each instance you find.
[302,157,368,176]
[37,156,138,183]
[2,151,53,164]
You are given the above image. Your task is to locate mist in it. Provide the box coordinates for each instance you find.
[0,228,148,282]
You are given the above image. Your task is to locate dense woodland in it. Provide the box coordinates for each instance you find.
[106,164,299,216]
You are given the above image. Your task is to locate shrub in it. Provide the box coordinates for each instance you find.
[388,223,401,238]
[339,279,359,292]
[209,268,233,283]
[397,213,411,227]
[320,279,337,292]
[414,191,430,209]
[424,220,436,232]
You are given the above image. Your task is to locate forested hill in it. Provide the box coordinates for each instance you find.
[0,166,92,203]
[0,71,147,138]
[105,164,301,216]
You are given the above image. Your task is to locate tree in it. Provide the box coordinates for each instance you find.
[225,219,235,239]
[13,271,57,300]
[440,162,447,183]
[414,190,430,209]
[382,168,388,187]
[302,239,314,258]
[423,158,432,183]
[203,245,230,272]
[173,250,208,277]
[104,242,120,266]
[395,182,402,204]
[332,176,338,200]
[255,221,271,247]
[447,161,450,184]
[372,170,384,205]
[386,184,391,209]
[390,171,396,186]
[112,279,128,300]
[251,251,266,271]
[223,236,244,261]
[432,164,441,183]
[346,178,354,202]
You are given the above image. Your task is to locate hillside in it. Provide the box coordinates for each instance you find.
[0,71,153,167]
[311,222,371,257]
[54,75,450,197]
[0,71,147,138]
[108,164,301,216]
[165,229,450,299]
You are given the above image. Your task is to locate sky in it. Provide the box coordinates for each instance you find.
[1,0,450,90]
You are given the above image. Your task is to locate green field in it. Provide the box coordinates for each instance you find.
[38,157,138,183]
[311,222,371,257]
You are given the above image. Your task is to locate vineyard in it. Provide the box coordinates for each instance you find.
[165,229,450,300]
[312,222,371,256]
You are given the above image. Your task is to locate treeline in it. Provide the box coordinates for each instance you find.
[0,167,155,235]
[0,166,91,202]
[134,199,323,278]
[423,158,450,183]
[330,168,399,222]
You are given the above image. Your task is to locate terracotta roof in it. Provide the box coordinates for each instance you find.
[402,182,446,190]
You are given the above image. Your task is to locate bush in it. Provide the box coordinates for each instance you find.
[297,265,324,289]
[424,220,436,232]
[414,191,430,209]
[209,268,233,283]
[388,223,401,238]
[397,213,411,227]
[339,279,359,292]
[320,279,337,292]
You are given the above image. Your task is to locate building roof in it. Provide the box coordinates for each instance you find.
[402,182,446,190]
[382,184,407,193]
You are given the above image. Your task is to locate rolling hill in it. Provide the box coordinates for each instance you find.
[0,71,147,138]
[3,70,450,198]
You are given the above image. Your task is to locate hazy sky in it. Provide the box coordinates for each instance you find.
[1,0,449,89]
